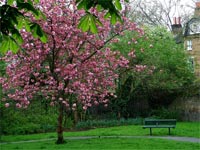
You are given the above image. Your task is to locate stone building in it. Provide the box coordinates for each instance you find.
[170,2,200,121]
[184,2,200,76]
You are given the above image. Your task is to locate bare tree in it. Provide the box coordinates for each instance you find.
[128,0,196,31]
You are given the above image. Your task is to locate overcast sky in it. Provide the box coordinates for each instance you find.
[135,0,197,19]
[151,0,196,16]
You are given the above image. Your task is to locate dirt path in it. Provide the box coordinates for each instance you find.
[0,136,199,145]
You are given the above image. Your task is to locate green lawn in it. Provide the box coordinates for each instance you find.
[0,122,199,150]
[1,137,199,150]
[1,122,199,143]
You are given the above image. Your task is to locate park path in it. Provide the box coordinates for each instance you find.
[0,136,199,145]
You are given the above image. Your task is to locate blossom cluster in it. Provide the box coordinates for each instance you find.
[0,0,143,110]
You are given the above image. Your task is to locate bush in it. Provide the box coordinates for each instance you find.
[0,100,58,135]
[75,118,143,129]
[9,123,41,135]
[150,107,180,120]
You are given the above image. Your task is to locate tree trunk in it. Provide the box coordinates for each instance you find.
[74,110,78,124]
[56,103,65,144]
[118,111,121,120]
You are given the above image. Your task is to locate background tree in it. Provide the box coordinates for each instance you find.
[128,0,195,31]
[0,0,142,144]
[110,26,195,118]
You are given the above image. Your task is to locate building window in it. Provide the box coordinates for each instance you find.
[188,56,195,72]
[186,40,192,50]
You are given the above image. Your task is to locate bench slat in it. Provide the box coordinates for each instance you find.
[143,125,176,128]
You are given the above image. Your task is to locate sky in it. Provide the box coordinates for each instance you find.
[133,0,198,21]
[148,0,196,17]
[168,0,196,16]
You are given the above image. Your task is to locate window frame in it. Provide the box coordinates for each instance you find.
[188,56,195,72]
[186,40,192,51]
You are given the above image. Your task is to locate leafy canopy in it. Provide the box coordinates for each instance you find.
[110,26,195,112]
[76,0,129,33]
[0,0,45,54]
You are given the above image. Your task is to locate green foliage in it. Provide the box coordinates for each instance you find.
[0,56,7,76]
[30,23,47,43]
[0,100,57,135]
[109,26,195,116]
[0,0,47,54]
[75,118,143,129]
[150,107,180,120]
[78,12,102,33]
[76,0,125,33]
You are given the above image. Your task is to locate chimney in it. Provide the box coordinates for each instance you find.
[172,17,181,25]
[196,2,200,8]
[178,17,181,24]
[171,17,183,43]
[173,17,177,24]
[194,2,200,16]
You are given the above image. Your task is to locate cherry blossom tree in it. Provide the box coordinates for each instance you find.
[0,0,142,144]
[0,0,128,53]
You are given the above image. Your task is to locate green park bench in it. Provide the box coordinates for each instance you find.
[143,119,176,135]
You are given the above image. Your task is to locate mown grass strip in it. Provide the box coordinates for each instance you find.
[1,138,199,150]
[1,122,199,143]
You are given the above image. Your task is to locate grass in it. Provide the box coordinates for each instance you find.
[1,137,199,150]
[0,122,199,150]
[1,122,199,143]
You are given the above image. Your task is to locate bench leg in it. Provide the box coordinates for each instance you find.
[168,128,170,135]
[150,128,152,136]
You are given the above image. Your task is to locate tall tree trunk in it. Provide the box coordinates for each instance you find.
[56,103,65,144]
[74,107,78,124]
[118,111,121,120]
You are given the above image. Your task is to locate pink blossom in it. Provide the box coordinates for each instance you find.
[50,102,55,106]
[83,106,87,110]
[65,102,69,107]
[62,101,66,104]
[5,103,10,108]
[94,101,99,105]
[55,68,61,72]
[128,51,136,58]
[16,103,22,108]
[0,0,143,114]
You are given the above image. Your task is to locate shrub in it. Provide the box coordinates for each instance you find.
[0,100,58,135]
[150,107,180,120]
[75,118,143,129]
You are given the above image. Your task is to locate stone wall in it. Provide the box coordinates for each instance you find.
[170,96,200,121]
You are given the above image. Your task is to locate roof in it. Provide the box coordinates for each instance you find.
[184,17,200,37]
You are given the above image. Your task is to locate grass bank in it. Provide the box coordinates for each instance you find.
[1,122,199,143]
